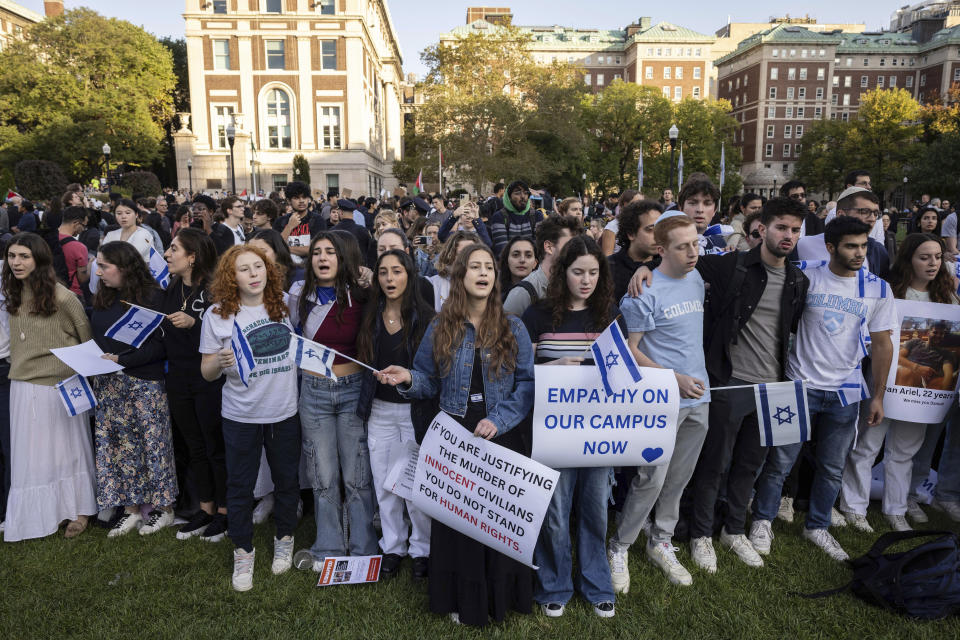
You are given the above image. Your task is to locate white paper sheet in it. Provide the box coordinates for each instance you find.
[50,340,125,376]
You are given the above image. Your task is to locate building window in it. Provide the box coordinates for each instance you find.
[694,67,701,79]
[265,88,292,149]
[814,107,822,117]
[646,47,653,56]
[788,68,796,80]
[786,87,795,99]
[817,68,825,80]
[784,124,792,138]
[906,76,913,88]
[692,86,700,98]
[767,106,776,117]
[727,80,733,92]
[695,48,701,56]
[783,143,791,156]
[795,144,802,156]
[880,57,885,66]
[213,39,230,70]
[844,76,851,88]
[770,67,778,80]
[816,87,824,99]
[841,112,849,121]
[860,75,868,88]
[674,86,681,100]
[597,74,605,86]
[318,0,336,14]
[675,66,682,79]
[584,73,591,85]
[212,105,235,149]
[833,76,839,87]
[863,58,869,67]
[831,94,838,105]
[744,74,748,86]
[766,124,775,138]
[846,57,852,66]
[843,94,850,106]
[800,68,807,80]
[878,76,884,87]
[272,174,288,191]
[665,48,672,56]
[797,107,804,118]
[796,125,804,138]
[213,0,228,13]
[664,67,671,79]
[921,74,926,87]
[786,106,793,118]
[266,40,285,70]
[319,106,342,149]
[772,49,779,58]
[321,40,337,70]
[656,48,662,56]
[798,87,806,98]
[265,0,283,13]
[645,66,653,79]
[890,76,897,87]
[663,86,670,97]
[585,55,591,64]
[615,56,621,64]
[954,69,960,82]
[765,143,773,157]
[769,87,777,99]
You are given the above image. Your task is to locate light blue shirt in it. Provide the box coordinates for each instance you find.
[620,269,710,408]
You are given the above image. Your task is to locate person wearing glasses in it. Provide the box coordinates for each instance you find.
[794,187,890,278]
[210,196,247,256]
[743,211,763,251]
[780,180,823,238]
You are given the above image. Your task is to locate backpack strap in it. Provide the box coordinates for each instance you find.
[864,529,955,560]
[518,279,539,303]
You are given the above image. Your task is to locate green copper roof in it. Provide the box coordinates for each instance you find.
[629,22,713,43]
[836,31,918,53]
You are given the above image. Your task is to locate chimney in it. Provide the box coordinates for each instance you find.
[639,16,651,30]
[44,1,64,18]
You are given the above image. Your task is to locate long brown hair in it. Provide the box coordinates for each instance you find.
[435,230,480,277]
[93,241,160,310]
[544,235,614,332]
[432,244,517,379]
[1,232,58,317]
[890,233,957,304]
[211,245,288,321]
[297,232,361,327]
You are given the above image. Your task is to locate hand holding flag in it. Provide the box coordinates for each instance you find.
[56,374,97,417]
[148,246,170,289]
[231,321,256,386]
[292,334,337,380]
[590,320,643,396]
[105,302,165,347]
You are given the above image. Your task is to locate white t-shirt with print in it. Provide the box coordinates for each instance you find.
[200,303,298,423]
[786,264,897,391]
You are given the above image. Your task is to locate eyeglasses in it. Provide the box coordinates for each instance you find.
[846,207,880,219]
[749,230,761,239]
[788,192,806,200]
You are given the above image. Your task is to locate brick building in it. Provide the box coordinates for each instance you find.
[175,0,404,197]
[0,0,62,52]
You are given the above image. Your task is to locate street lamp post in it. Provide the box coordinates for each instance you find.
[186,158,193,195]
[667,125,679,193]
[581,172,587,199]
[903,175,909,211]
[226,120,237,195]
[102,143,111,192]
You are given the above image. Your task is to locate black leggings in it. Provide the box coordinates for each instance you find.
[167,375,227,508]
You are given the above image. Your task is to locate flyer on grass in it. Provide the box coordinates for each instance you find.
[316,555,382,587]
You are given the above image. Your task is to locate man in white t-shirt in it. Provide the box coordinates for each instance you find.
[752,216,896,562]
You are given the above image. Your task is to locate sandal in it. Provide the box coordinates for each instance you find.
[64,518,88,539]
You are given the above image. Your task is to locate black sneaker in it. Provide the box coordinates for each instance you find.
[412,557,428,581]
[380,553,402,579]
[593,601,615,618]
[200,513,227,542]
[176,511,212,540]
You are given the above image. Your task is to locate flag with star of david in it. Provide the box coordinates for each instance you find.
[55,374,96,417]
[104,302,165,347]
[291,334,337,381]
[754,380,811,447]
[590,319,642,396]
[148,246,171,289]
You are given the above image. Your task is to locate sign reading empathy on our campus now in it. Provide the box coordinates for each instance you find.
[411,413,559,569]
[531,365,680,468]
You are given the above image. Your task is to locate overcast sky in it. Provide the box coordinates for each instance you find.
[24,1,902,76]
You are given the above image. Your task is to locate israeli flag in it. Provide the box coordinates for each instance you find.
[591,320,642,396]
[292,335,337,380]
[104,303,165,347]
[754,380,811,447]
[148,246,170,289]
[703,224,735,237]
[231,320,256,387]
[55,374,96,417]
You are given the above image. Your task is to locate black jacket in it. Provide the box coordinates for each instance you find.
[698,246,809,385]
[608,250,657,302]
[210,222,241,257]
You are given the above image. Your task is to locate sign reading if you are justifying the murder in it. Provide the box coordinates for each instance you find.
[531,365,680,468]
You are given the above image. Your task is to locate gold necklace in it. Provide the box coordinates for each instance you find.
[179,281,195,313]
[17,312,25,341]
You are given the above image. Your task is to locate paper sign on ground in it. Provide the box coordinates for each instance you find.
[411,412,559,569]
[883,299,960,423]
[316,555,382,586]
[384,439,419,501]
[50,340,124,376]
[531,365,679,468]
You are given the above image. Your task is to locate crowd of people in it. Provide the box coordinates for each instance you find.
[0,171,958,627]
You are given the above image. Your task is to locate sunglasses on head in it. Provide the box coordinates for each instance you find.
[749,230,761,239]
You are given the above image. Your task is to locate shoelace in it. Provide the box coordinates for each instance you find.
[235,553,254,574]
[112,514,132,530]
[753,524,772,541]
[661,545,682,566]
[144,512,162,528]
[275,540,293,560]
[608,550,626,572]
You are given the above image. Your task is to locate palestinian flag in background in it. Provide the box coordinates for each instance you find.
[412,170,423,196]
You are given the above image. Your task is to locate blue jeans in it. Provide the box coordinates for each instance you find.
[753,388,859,529]
[300,372,377,559]
[534,466,614,605]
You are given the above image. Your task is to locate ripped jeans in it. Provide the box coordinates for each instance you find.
[300,372,378,559]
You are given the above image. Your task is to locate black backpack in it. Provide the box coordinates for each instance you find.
[806,530,960,619]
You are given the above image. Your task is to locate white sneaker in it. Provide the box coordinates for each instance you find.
[646,541,693,586]
[139,510,174,536]
[830,507,848,528]
[593,601,615,618]
[232,547,255,591]
[906,498,929,523]
[272,536,294,575]
[107,512,142,538]
[748,519,774,556]
[690,537,717,574]
[803,528,849,562]
[719,528,763,568]
[776,496,794,523]
[931,499,960,522]
[252,493,275,525]
[842,511,874,533]
[607,543,630,594]
[885,514,911,532]
[540,602,564,617]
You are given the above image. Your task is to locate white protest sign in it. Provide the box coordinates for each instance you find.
[384,439,419,501]
[411,412,559,569]
[883,299,960,423]
[531,365,680,468]
[316,555,382,586]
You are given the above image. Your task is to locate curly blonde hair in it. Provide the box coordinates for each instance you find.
[211,245,288,321]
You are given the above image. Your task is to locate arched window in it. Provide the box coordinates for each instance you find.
[265,88,292,149]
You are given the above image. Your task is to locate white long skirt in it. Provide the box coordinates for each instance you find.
[4,381,97,542]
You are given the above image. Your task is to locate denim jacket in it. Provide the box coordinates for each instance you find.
[399,315,535,435]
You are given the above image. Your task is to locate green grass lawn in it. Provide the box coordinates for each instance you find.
[1,508,959,640]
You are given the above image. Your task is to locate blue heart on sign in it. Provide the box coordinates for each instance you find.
[642,447,663,463]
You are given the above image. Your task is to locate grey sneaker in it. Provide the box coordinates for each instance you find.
[906,498,928,523]
[885,514,911,532]
[690,536,717,573]
[232,547,255,592]
[748,519,774,556]
[646,541,693,586]
[719,527,763,568]
[272,536,294,575]
[841,511,874,533]
[803,528,849,562]
[607,543,630,594]
[776,496,794,523]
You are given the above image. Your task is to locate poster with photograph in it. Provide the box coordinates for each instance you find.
[316,555,382,587]
[883,299,960,423]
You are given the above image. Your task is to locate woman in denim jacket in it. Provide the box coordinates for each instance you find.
[378,243,536,627]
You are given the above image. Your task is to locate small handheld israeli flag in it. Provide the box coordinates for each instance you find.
[104,303,165,347]
[591,320,643,396]
[292,335,337,380]
[703,224,734,237]
[148,246,170,289]
[231,320,256,387]
[55,374,96,417]
[754,380,811,447]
